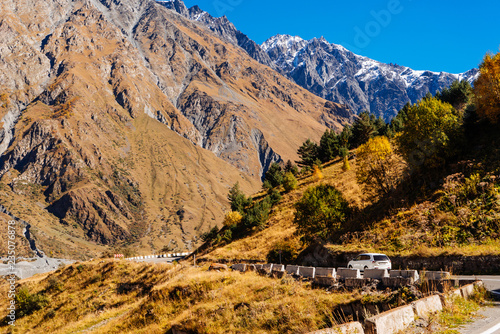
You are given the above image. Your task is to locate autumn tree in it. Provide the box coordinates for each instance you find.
[356,136,401,196]
[396,97,461,170]
[474,52,500,123]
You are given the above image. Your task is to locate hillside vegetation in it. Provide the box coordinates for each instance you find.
[199,51,500,263]
[0,260,363,333]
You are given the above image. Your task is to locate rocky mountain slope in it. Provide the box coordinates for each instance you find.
[0,0,352,258]
[262,34,479,120]
[155,1,478,121]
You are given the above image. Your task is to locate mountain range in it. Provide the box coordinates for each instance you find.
[0,0,351,257]
[161,0,479,120]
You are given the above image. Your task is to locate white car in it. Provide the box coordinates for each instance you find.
[347,253,391,271]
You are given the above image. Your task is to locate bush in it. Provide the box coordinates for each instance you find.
[283,172,298,192]
[264,163,284,188]
[223,211,243,228]
[294,184,350,243]
[201,226,219,242]
[356,136,401,196]
[242,197,271,230]
[396,97,461,170]
[266,240,300,264]
[16,287,49,318]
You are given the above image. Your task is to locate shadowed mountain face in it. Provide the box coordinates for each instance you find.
[0,0,352,257]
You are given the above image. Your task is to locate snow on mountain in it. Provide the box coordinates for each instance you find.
[157,1,479,121]
[262,35,479,120]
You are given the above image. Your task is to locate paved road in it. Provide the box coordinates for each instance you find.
[455,276,500,334]
[0,257,74,279]
[130,256,184,264]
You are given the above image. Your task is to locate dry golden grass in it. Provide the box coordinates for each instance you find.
[202,157,367,262]
[0,259,359,333]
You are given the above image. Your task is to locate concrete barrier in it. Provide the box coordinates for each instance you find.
[315,267,336,278]
[365,304,414,334]
[345,278,370,288]
[307,321,364,334]
[231,264,247,272]
[272,264,285,272]
[363,269,389,279]
[298,266,316,278]
[314,276,336,287]
[422,271,451,280]
[389,270,419,281]
[382,277,415,288]
[412,295,442,319]
[460,284,475,299]
[262,264,273,273]
[337,268,361,279]
[286,265,300,275]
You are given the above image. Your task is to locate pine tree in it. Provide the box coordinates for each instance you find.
[318,129,341,163]
[296,139,319,167]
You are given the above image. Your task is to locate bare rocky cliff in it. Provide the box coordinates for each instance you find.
[0,0,352,257]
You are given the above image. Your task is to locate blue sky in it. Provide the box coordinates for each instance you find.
[182,0,499,73]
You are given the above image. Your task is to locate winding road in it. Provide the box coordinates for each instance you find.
[456,276,500,334]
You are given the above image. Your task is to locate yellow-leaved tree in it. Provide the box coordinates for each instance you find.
[474,52,500,123]
[356,136,401,196]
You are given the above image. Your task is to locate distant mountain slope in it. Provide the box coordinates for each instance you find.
[0,0,351,257]
[263,34,479,120]
[156,1,478,120]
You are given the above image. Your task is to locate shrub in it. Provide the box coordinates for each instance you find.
[396,97,461,170]
[294,184,350,243]
[283,172,298,192]
[223,211,243,228]
[356,136,401,196]
[266,240,300,264]
[201,226,219,242]
[16,287,49,318]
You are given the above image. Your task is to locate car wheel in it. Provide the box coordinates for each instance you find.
[364,266,368,270]
[348,265,353,269]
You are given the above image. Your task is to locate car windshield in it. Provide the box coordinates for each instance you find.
[374,255,389,261]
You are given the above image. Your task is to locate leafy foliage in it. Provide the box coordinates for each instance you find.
[356,136,401,196]
[474,52,500,123]
[223,211,243,227]
[294,184,350,243]
[396,97,461,170]
[282,172,298,193]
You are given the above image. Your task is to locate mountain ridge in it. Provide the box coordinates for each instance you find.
[158,0,479,120]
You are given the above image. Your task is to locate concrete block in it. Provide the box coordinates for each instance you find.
[315,267,336,278]
[298,266,316,278]
[389,270,419,281]
[337,268,361,279]
[231,264,247,272]
[345,278,370,289]
[422,271,451,280]
[272,264,285,272]
[307,321,364,334]
[314,276,336,287]
[262,264,273,273]
[382,277,415,288]
[363,269,389,279]
[365,304,415,334]
[460,284,475,299]
[167,254,172,258]
[253,264,264,271]
[412,295,442,319]
[286,265,300,275]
